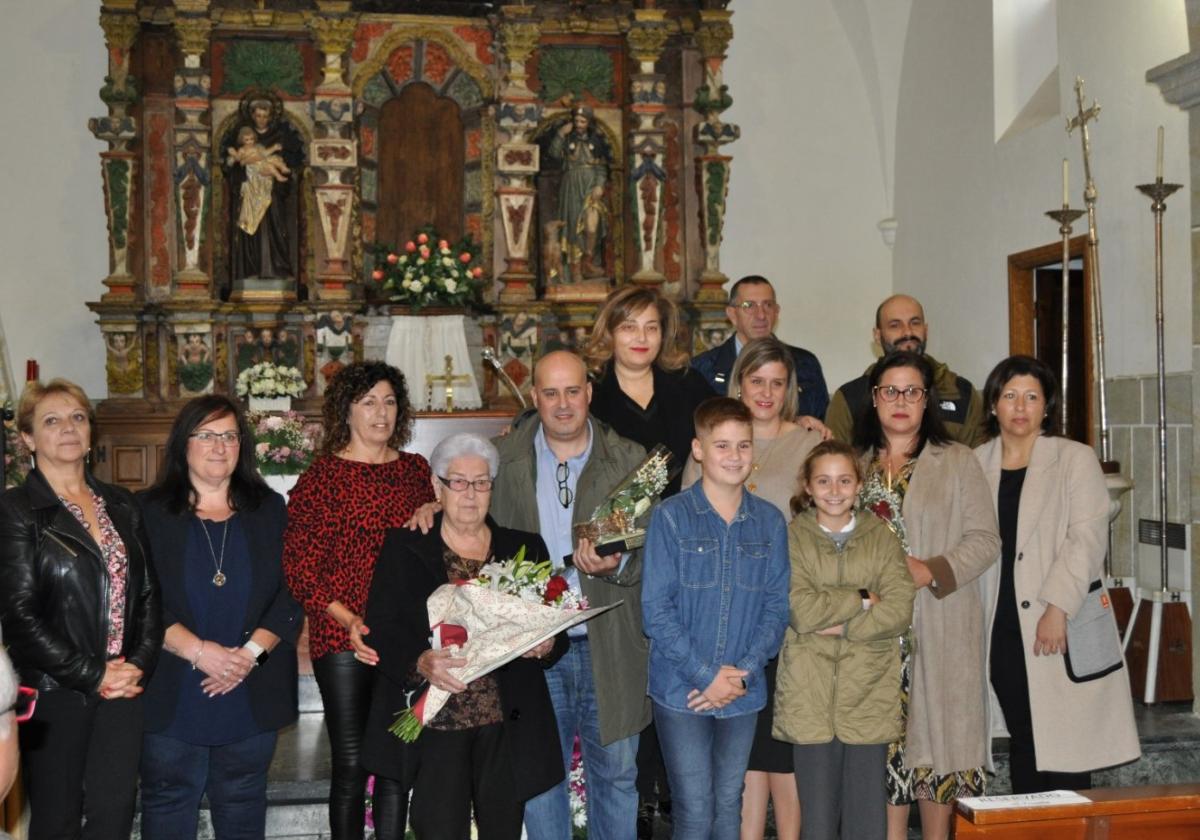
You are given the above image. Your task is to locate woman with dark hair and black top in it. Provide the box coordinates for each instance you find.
[137,395,303,840]
[975,356,1138,795]
[0,378,162,840]
[283,361,435,839]
[854,352,999,840]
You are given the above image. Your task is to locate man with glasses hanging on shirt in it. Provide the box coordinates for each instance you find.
[825,293,984,446]
[0,641,31,834]
[489,350,650,840]
[691,275,829,418]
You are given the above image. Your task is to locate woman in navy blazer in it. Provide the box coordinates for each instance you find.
[137,395,303,840]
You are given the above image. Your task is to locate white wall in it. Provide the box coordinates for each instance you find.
[0,0,1190,404]
[723,0,899,392]
[892,0,1191,387]
[0,1,108,398]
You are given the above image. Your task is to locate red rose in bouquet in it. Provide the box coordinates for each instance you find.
[544,575,569,605]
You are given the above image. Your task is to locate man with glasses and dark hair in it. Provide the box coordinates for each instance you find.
[489,350,651,840]
[691,275,829,418]
[825,293,984,446]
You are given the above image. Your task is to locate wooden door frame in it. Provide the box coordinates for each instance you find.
[1006,234,1094,444]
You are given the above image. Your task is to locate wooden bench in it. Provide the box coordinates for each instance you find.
[953,783,1200,838]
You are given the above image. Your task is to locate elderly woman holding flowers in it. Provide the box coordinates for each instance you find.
[363,432,566,840]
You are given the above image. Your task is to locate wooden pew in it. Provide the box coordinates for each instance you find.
[953,783,1200,838]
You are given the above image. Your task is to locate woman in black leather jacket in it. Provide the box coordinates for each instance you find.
[0,379,162,840]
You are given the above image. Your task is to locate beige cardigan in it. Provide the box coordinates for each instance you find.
[976,435,1140,773]
[885,441,1000,776]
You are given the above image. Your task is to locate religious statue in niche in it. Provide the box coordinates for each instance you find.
[235,326,300,373]
[543,106,612,288]
[315,311,353,388]
[104,331,142,395]
[497,311,539,388]
[177,333,213,395]
[221,92,304,287]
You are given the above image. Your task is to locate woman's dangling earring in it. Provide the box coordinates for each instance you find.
[29,451,36,470]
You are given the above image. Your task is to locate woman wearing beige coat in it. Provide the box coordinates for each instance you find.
[976,356,1139,794]
[853,352,1000,840]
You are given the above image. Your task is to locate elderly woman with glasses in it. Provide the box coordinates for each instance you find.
[362,432,567,840]
[854,351,999,840]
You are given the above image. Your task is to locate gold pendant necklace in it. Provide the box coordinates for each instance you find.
[747,433,784,494]
[200,518,230,587]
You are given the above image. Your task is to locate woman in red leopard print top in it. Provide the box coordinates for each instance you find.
[284,361,434,840]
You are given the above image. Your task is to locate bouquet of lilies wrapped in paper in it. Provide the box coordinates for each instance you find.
[571,444,675,559]
[390,546,617,741]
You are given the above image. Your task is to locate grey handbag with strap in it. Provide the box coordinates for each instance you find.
[1063,580,1125,683]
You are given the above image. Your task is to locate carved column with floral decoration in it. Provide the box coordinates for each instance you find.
[626,10,670,287]
[172,1,213,298]
[495,5,543,304]
[306,3,359,301]
[692,10,739,302]
[88,6,140,301]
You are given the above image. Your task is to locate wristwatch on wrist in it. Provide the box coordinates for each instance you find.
[243,640,269,667]
[859,588,872,611]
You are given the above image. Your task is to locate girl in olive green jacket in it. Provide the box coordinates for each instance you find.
[773,441,915,840]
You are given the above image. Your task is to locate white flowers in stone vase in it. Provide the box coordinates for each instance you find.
[235,362,306,399]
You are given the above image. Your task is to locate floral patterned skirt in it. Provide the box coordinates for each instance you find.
[886,646,986,806]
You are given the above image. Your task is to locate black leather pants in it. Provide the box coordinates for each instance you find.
[313,651,405,839]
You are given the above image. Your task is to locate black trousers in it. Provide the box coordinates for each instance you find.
[19,690,142,840]
[990,623,1091,795]
[409,723,522,840]
[635,720,671,804]
[313,651,406,840]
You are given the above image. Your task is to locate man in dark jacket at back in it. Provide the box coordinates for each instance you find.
[825,293,984,446]
[691,275,829,419]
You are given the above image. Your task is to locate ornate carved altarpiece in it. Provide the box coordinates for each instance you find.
[84,0,740,485]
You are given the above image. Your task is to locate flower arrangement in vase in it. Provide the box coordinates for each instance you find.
[370,227,485,310]
[249,411,322,477]
[236,362,306,412]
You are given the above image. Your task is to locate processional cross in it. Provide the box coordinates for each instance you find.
[1065,77,1112,462]
[1067,78,1101,201]
[426,355,471,412]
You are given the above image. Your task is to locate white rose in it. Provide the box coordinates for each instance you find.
[445,279,457,293]
[411,281,424,292]
[442,257,454,267]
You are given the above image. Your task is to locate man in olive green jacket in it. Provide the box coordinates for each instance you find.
[825,294,984,447]
[491,350,650,840]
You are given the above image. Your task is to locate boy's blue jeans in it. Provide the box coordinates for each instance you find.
[653,702,757,839]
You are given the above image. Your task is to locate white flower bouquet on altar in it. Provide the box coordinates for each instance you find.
[235,362,306,399]
[390,546,617,742]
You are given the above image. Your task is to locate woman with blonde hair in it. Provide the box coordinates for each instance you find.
[0,378,162,839]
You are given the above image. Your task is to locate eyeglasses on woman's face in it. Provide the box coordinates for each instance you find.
[4,686,37,723]
[189,431,241,447]
[437,476,494,493]
[873,385,928,404]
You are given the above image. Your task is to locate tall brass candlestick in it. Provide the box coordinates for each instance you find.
[1044,204,1084,433]
[1135,177,1182,593]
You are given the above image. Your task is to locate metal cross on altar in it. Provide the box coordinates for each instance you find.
[426,354,471,412]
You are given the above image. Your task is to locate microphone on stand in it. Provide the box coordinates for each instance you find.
[480,346,528,410]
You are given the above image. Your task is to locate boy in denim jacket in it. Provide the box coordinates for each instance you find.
[642,397,790,839]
